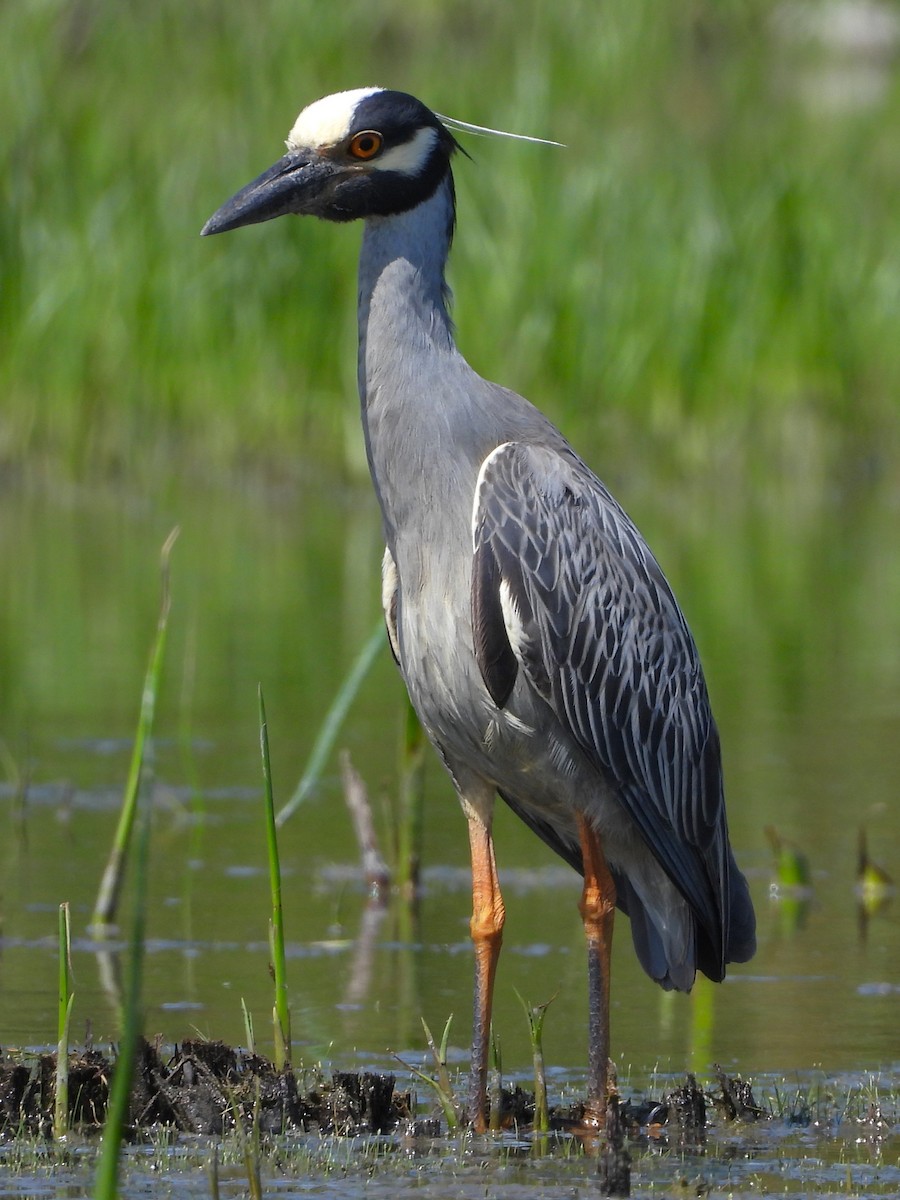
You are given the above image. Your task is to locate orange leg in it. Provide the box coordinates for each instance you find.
[466,811,506,1132]
[577,812,617,1123]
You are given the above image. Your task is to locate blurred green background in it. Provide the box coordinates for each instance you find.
[1,1,899,1072]
[3,0,899,481]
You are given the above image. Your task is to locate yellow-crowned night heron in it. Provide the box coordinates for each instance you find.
[202,87,756,1130]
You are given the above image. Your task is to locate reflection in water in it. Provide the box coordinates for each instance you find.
[765,825,814,937]
[340,899,388,1015]
[856,825,895,942]
[0,464,898,1084]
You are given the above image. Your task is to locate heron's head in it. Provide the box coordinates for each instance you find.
[202,87,459,236]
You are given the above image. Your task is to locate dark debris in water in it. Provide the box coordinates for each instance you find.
[0,1038,764,1155]
[662,1072,707,1147]
[0,1039,410,1139]
[712,1062,767,1122]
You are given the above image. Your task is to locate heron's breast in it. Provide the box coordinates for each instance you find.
[394,562,589,802]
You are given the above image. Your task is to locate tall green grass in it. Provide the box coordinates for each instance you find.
[258,686,292,1069]
[91,532,175,1197]
[54,902,74,1140]
[2,1,898,483]
[91,528,179,932]
[92,798,153,1200]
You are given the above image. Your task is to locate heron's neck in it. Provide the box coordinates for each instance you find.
[357,173,457,408]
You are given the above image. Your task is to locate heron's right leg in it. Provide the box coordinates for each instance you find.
[577,811,616,1124]
[464,800,506,1133]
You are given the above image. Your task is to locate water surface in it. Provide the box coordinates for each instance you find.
[1,464,898,1086]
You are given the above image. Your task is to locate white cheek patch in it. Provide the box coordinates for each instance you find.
[370,126,439,175]
[287,87,384,150]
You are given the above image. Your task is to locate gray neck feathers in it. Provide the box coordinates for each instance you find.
[357,173,480,543]
[354,170,556,557]
[357,173,457,409]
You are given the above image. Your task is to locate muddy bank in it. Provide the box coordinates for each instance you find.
[0,1039,763,1143]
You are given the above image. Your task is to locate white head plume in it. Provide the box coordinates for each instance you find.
[436,112,565,148]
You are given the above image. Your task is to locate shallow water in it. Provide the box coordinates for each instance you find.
[0,1065,899,1199]
[0,464,898,1097]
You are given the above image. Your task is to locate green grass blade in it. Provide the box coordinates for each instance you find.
[392,1050,458,1133]
[276,620,385,827]
[92,796,152,1199]
[436,1014,454,1065]
[54,902,73,1140]
[241,997,256,1058]
[91,527,178,933]
[420,1015,458,1126]
[92,533,173,1197]
[259,686,291,1067]
[514,989,557,1135]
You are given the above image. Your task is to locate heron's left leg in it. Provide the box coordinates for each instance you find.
[465,801,506,1133]
[576,811,616,1122]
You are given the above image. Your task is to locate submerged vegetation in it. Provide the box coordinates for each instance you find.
[2,1,899,484]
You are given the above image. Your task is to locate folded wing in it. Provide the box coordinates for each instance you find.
[471,440,739,979]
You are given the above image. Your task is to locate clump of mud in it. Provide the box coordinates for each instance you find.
[0,1039,411,1138]
[0,1039,764,1144]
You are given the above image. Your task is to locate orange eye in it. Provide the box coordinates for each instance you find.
[348,130,383,160]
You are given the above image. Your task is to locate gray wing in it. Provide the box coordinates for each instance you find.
[471,440,732,966]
